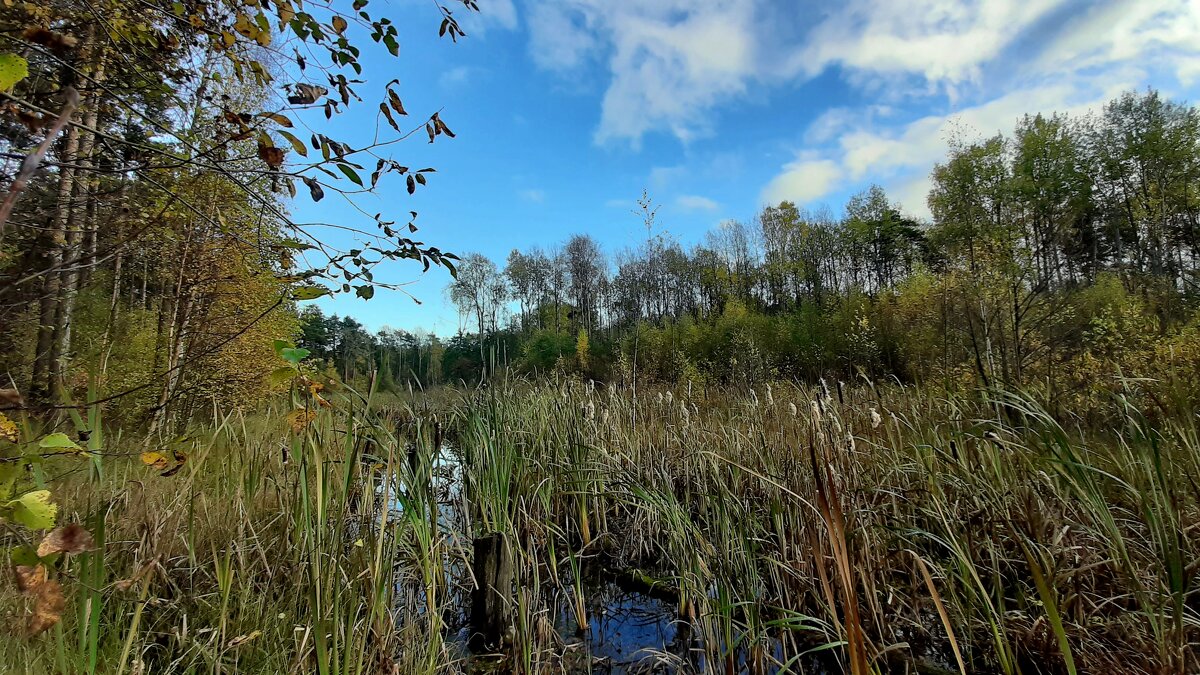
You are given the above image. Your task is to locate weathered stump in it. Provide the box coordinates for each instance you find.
[469,532,513,652]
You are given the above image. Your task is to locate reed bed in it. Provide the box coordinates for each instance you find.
[0,378,1195,674]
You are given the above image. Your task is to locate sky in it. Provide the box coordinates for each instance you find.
[298,0,1200,335]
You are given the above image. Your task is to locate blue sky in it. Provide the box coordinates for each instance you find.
[297,0,1200,335]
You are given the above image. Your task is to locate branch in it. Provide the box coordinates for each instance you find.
[0,87,80,239]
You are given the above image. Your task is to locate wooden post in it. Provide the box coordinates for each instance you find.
[469,532,512,652]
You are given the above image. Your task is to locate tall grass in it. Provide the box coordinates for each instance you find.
[1,375,1195,673]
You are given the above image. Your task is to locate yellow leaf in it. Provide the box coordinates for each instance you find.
[0,412,17,442]
[140,452,168,470]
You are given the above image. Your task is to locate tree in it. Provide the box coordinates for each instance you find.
[0,0,476,418]
[448,253,507,379]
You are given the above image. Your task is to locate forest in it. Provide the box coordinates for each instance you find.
[1,0,1199,674]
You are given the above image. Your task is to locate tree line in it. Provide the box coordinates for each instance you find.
[411,89,1199,413]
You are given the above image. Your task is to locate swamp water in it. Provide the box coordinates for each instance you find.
[370,446,939,674]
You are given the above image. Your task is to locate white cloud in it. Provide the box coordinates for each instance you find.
[762,154,843,205]
[1036,0,1200,82]
[526,0,759,145]
[523,0,1200,148]
[676,194,720,211]
[790,0,1063,87]
[519,188,545,203]
[521,0,1087,145]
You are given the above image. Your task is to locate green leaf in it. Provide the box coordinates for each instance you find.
[0,53,28,91]
[0,462,21,502]
[354,285,375,300]
[7,544,40,566]
[337,164,364,186]
[279,130,308,156]
[291,285,330,301]
[7,490,57,530]
[37,433,79,451]
[280,347,310,365]
[268,366,298,386]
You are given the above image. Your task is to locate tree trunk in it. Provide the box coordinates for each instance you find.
[32,120,81,400]
[49,53,106,397]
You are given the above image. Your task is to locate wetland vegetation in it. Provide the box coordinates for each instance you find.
[1,0,1199,673]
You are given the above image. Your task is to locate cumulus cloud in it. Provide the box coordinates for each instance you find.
[523,0,1199,149]
[525,0,759,145]
[676,195,721,212]
[762,154,843,205]
[789,0,1063,86]
[520,0,1092,145]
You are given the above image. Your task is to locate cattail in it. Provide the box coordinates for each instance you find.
[846,432,856,452]
[765,383,774,406]
[583,400,595,420]
[656,391,664,405]
[601,409,610,426]
[749,389,759,406]
[788,401,798,417]
[810,400,822,423]
[869,407,882,429]
[665,390,674,405]
[680,403,690,423]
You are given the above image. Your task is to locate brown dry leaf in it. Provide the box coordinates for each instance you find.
[257,142,285,169]
[14,563,65,636]
[37,523,96,557]
[26,575,65,635]
[0,388,23,406]
[21,27,78,55]
[287,408,317,433]
[13,563,47,593]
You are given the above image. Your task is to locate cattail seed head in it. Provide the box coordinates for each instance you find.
[869,407,882,429]
[788,401,798,417]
